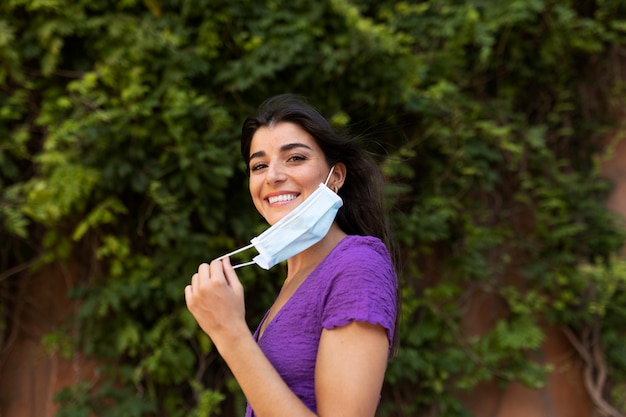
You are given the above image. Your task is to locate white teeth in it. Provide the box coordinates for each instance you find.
[268,194,297,204]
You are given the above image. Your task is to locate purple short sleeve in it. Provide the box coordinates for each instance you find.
[320,237,397,348]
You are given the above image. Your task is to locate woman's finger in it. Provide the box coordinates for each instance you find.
[184,284,194,307]
[209,258,227,284]
[222,256,243,293]
[198,262,210,281]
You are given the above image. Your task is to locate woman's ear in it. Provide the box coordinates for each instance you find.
[331,162,347,193]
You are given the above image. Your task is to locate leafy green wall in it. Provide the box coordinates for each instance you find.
[1,0,626,416]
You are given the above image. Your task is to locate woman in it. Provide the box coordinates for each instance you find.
[185,95,399,417]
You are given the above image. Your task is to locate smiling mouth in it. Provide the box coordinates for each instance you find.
[268,194,298,204]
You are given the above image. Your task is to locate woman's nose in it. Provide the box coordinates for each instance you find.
[265,163,286,185]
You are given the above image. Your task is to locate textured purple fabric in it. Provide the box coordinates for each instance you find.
[244,235,397,417]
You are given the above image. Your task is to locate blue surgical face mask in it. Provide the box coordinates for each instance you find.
[217,166,343,270]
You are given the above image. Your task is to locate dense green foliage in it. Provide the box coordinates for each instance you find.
[2,0,626,415]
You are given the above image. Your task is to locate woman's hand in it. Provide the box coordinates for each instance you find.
[184,257,248,350]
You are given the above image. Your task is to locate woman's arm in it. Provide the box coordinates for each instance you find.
[185,258,315,417]
[185,258,390,417]
[316,322,390,417]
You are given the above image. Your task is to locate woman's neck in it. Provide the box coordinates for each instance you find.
[284,224,346,285]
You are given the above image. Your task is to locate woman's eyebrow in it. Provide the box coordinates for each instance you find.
[280,142,312,152]
[249,150,265,161]
[249,143,313,161]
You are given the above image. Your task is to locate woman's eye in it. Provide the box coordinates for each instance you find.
[250,162,267,171]
[288,154,306,162]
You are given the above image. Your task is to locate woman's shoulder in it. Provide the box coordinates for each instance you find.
[310,235,396,291]
[319,235,395,280]
[334,235,392,263]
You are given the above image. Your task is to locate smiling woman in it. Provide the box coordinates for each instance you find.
[184,94,400,417]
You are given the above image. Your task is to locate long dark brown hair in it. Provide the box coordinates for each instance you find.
[241,94,400,352]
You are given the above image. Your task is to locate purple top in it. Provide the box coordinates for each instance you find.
[244,235,397,417]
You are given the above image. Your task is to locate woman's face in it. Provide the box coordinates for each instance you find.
[248,121,331,226]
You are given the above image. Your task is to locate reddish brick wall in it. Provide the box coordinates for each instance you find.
[0,263,99,416]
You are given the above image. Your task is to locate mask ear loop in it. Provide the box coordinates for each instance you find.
[324,165,336,187]
[231,261,256,270]
[216,244,257,269]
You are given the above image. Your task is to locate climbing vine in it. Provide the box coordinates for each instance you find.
[1,0,626,416]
